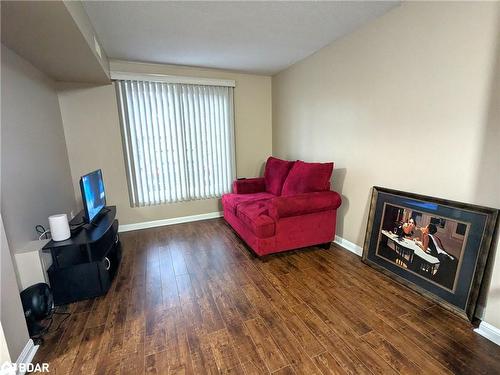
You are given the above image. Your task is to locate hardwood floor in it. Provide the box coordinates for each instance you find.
[32,218,500,374]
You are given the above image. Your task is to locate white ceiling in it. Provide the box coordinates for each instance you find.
[83,1,399,75]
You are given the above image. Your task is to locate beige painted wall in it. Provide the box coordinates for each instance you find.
[1,1,109,83]
[63,0,110,78]
[0,321,11,363]
[1,44,77,359]
[1,44,77,252]
[0,214,29,361]
[58,61,272,225]
[272,2,500,324]
[475,19,500,328]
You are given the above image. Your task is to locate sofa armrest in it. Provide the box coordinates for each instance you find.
[268,191,342,219]
[232,178,266,194]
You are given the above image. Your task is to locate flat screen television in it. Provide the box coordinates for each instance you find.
[80,169,106,223]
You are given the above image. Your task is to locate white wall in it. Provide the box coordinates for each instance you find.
[1,45,77,252]
[272,2,500,324]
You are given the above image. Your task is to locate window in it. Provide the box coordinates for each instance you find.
[115,78,235,207]
[456,222,467,236]
[430,217,446,228]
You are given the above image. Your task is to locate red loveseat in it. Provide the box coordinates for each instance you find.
[222,157,342,256]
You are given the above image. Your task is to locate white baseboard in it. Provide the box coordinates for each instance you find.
[118,211,223,232]
[334,235,363,256]
[15,339,38,375]
[474,321,500,346]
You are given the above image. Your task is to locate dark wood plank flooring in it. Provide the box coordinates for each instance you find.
[31,218,500,374]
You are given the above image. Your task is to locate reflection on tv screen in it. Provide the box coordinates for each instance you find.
[82,170,105,222]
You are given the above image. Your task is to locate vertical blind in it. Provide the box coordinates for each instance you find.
[115,79,235,207]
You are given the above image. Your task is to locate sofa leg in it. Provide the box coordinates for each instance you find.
[319,242,332,250]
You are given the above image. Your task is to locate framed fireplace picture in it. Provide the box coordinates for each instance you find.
[362,186,498,321]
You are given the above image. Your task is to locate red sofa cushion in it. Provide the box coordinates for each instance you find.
[268,191,342,219]
[264,157,295,196]
[282,160,334,196]
[232,177,266,194]
[221,192,274,215]
[236,201,275,238]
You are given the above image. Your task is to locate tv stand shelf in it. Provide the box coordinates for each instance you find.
[43,206,116,253]
[42,206,121,305]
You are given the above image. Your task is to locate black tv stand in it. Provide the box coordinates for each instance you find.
[42,206,121,305]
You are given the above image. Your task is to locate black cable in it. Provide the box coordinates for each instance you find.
[70,222,85,233]
[35,225,51,240]
[31,311,71,341]
[49,311,71,332]
[30,319,52,341]
[35,225,46,236]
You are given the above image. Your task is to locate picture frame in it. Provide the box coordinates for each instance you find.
[362,186,498,321]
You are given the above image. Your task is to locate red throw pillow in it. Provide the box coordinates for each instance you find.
[264,157,295,196]
[281,160,334,195]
